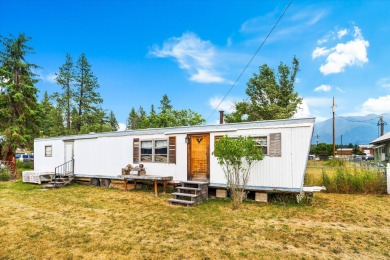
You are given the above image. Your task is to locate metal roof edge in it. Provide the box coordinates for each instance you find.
[35,117,316,142]
[369,131,390,144]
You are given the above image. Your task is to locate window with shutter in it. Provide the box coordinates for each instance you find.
[133,138,140,163]
[169,136,176,164]
[269,133,281,157]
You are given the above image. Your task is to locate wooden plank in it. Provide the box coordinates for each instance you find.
[189,134,210,180]
[169,136,176,164]
[269,133,281,157]
[133,138,140,163]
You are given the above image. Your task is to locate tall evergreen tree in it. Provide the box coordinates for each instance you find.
[38,91,56,137]
[138,106,147,129]
[49,103,66,137]
[74,53,102,132]
[0,33,40,156]
[54,53,74,133]
[159,94,172,113]
[126,107,139,130]
[107,110,119,131]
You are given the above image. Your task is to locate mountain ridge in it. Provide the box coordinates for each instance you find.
[312,113,390,145]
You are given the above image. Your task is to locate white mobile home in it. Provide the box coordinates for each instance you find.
[33,118,315,193]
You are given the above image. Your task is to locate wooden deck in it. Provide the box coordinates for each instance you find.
[74,174,173,197]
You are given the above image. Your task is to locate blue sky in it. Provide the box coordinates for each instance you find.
[1,0,390,130]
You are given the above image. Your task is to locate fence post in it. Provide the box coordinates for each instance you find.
[387,163,390,195]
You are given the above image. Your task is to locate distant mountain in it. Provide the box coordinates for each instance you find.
[312,113,390,145]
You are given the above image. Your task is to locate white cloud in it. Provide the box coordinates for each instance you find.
[208,97,238,113]
[337,29,348,39]
[190,69,224,84]
[304,97,332,107]
[226,37,232,47]
[294,98,331,122]
[336,87,346,93]
[293,99,311,118]
[377,78,390,88]
[314,84,331,92]
[317,36,330,45]
[45,73,57,83]
[150,32,226,84]
[361,95,390,114]
[118,123,126,131]
[312,47,331,59]
[313,26,369,75]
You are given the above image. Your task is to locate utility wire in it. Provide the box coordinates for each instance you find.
[206,0,294,122]
[335,114,380,123]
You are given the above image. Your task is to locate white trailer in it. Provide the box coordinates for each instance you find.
[33,118,315,194]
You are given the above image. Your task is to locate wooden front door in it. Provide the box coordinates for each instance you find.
[188,133,210,181]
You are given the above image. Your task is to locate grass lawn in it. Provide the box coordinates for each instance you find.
[0,181,389,259]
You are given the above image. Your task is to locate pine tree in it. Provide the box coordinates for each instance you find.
[159,94,173,113]
[107,110,119,131]
[126,107,139,130]
[49,104,66,137]
[0,33,40,156]
[138,106,147,129]
[54,53,74,133]
[38,91,56,137]
[74,53,103,132]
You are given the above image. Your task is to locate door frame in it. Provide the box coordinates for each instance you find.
[64,141,74,163]
[187,133,210,181]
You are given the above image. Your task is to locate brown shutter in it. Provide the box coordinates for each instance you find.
[133,138,140,163]
[169,136,176,164]
[269,133,281,157]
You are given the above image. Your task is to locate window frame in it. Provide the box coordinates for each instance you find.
[252,136,269,155]
[45,145,52,157]
[215,135,270,156]
[139,139,169,163]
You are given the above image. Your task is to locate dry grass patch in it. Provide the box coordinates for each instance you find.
[0,181,389,259]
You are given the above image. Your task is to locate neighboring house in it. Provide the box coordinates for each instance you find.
[33,118,315,193]
[370,132,390,164]
[357,144,374,156]
[336,148,353,156]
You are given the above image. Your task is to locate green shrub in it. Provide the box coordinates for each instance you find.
[16,161,34,172]
[323,167,386,194]
[0,167,10,181]
[326,159,346,167]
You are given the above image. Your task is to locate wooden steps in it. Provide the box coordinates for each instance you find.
[44,159,74,189]
[168,181,209,206]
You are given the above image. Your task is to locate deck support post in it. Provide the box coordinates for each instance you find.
[154,180,158,197]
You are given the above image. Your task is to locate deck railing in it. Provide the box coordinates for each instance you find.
[0,160,16,175]
[55,159,74,178]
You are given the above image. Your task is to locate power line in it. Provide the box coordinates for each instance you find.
[335,114,380,123]
[206,0,294,122]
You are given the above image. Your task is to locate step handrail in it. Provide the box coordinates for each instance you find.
[54,159,74,178]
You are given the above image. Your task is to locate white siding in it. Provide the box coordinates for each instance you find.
[33,119,314,191]
[34,139,64,172]
[73,133,188,181]
[209,125,313,190]
[132,134,188,181]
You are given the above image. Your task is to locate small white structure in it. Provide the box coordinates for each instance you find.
[33,118,315,193]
